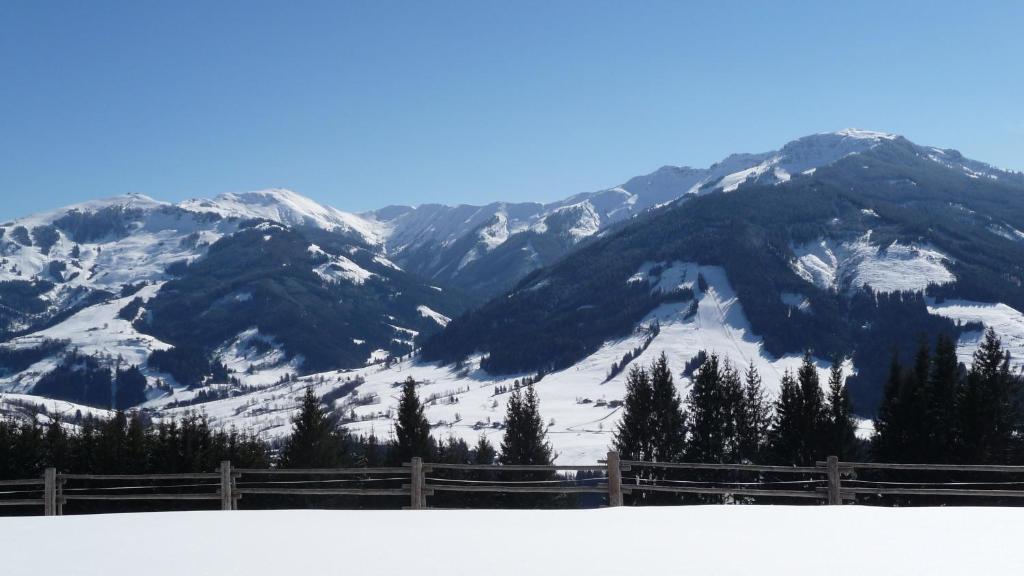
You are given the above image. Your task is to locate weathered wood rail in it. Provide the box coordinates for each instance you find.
[4,453,1024,516]
[815,459,1024,501]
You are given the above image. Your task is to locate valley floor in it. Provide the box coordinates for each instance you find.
[1,506,1021,575]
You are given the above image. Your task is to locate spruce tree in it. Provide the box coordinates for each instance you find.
[499,385,555,507]
[686,353,728,462]
[959,328,1019,463]
[499,385,553,465]
[280,387,352,468]
[649,353,686,463]
[824,355,858,460]
[905,338,933,460]
[873,352,906,461]
[613,365,655,461]
[769,370,803,465]
[719,359,744,461]
[474,434,497,465]
[735,361,771,463]
[394,376,432,463]
[43,417,71,471]
[796,351,826,465]
[926,334,960,462]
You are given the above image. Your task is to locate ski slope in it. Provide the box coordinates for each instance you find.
[1,507,1021,576]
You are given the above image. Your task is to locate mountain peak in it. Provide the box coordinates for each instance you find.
[830,128,898,141]
[179,188,385,245]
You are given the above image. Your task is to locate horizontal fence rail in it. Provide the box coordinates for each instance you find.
[815,460,1024,502]
[7,454,1024,516]
[0,476,45,510]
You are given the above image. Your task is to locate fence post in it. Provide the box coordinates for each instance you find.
[56,475,64,516]
[410,457,424,510]
[826,455,842,505]
[607,451,623,507]
[43,467,57,516]
[220,461,234,511]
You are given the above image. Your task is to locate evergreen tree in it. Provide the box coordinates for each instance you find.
[824,355,858,460]
[613,365,654,461]
[905,338,933,459]
[686,353,729,463]
[959,328,1020,463]
[735,361,771,463]
[796,350,826,465]
[280,387,352,468]
[769,370,804,465]
[43,417,71,471]
[873,352,907,461]
[499,385,555,507]
[361,433,384,467]
[925,334,960,461]
[649,353,687,463]
[474,434,497,466]
[719,359,744,461]
[499,385,553,465]
[394,377,432,463]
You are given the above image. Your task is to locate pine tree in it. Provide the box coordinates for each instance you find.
[735,361,771,463]
[824,355,858,460]
[905,337,933,460]
[873,352,906,461]
[474,434,497,465]
[394,376,432,463]
[926,334,960,461]
[499,385,553,466]
[613,365,654,461]
[719,359,744,461]
[959,328,1019,463]
[43,417,71,471]
[769,370,803,465]
[649,353,686,463]
[280,387,352,468]
[686,353,729,463]
[796,350,826,465]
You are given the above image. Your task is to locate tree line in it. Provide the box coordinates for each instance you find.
[2,327,1021,499]
[611,327,1024,468]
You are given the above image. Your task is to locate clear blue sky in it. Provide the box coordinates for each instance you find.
[2,1,1022,220]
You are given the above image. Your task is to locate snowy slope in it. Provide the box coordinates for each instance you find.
[3,507,1023,576]
[927,300,1024,369]
[180,188,386,246]
[0,194,234,290]
[791,232,956,293]
[0,189,462,404]
[371,130,902,258]
[0,284,173,393]
[366,130,930,299]
[146,262,846,463]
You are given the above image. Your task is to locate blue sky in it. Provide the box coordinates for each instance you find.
[1,1,1022,220]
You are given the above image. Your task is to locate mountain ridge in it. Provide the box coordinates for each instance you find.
[4,129,1024,461]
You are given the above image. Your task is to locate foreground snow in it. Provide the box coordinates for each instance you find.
[1,507,1021,575]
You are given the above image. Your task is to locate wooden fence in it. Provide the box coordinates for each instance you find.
[4,453,1024,516]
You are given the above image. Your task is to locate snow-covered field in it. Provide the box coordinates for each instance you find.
[928,299,1024,369]
[791,232,955,293]
[1,507,1021,576]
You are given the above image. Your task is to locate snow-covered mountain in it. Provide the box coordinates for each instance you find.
[181,188,387,246]
[365,129,1020,300]
[0,189,463,408]
[3,129,1024,462]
